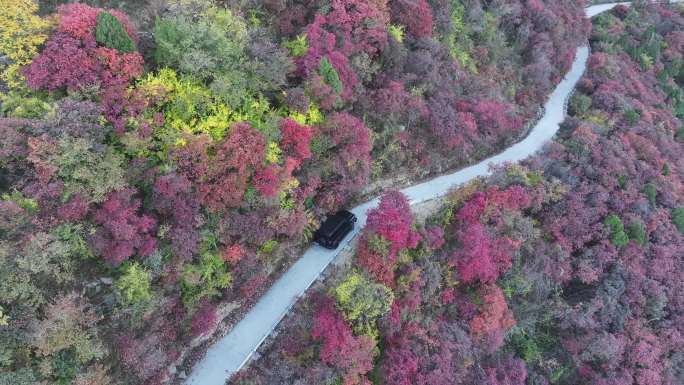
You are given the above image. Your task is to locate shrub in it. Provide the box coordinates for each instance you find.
[569,93,592,116]
[116,262,152,306]
[662,163,670,176]
[623,109,640,125]
[331,272,394,337]
[356,191,421,285]
[469,284,515,349]
[284,34,308,57]
[153,6,287,108]
[0,306,7,326]
[27,135,126,203]
[90,189,157,266]
[387,24,404,43]
[642,183,657,206]
[0,0,50,90]
[32,292,105,364]
[318,57,343,95]
[389,0,433,39]
[153,7,247,81]
[1,92,53,119]
[176,123,265,212]
[132,68,234,143]
[627,220,646,246]
[181,251,231,308]
[604,214,628,248]
[151,173,200,261]
[672,207,684,235]
[311,297,376,385]
[95,11,135,53]
[315,113,371,210]
[190,301,218,337]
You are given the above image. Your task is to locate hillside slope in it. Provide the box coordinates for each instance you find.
[232,3,684,385]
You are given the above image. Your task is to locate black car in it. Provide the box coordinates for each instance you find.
[314,210,357,249]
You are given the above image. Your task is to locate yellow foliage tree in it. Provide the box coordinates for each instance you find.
[0,0,50,91]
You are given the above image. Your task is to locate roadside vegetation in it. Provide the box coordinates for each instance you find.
[234,3,684,385]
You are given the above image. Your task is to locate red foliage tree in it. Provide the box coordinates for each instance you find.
[380,320,474,385]
[23,34,101,92]
[279,118,314,165]
[469,284,515,350]
[297,0,388,105]
[311,298,376,385]
[316,113,372,211]
[91,189,156,265]
[151,173,200,261]
[23,4,142,93]
[190,301,218,337]
[253,164,280,198]
[454,222,498,283]
[485,355,527,385]
[452,186,529,283]
[221,243,244,265]
[175,123,265,212]
[470,100,523,139]
[356,190,421,285]
[389,0,433,39]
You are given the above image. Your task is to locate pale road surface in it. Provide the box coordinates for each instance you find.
[184,3,643,384]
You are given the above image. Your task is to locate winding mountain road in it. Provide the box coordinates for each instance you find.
[184,3,641,384]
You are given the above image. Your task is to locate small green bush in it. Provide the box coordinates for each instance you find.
[1,92,53,119]
[51,349,78,385]
[676,127,684,142]
[318,57,342,94]
[672,207,684,235]
[95,12,135,53]
[284,34,308,57]
[623,109,640,125]
[662,163,670,176]
[116,263,152,306]
[509,331,541,363]
[626,220,646,246]
[387,24,404,43]
[642,183,657,206]
[569,93,592,116]
[604,214,628,248]
[331,272,393,338]
[181,251,231,308]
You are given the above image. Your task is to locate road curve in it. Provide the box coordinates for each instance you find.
[184,3,632,384]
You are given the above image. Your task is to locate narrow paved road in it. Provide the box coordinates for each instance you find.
[184,3,633,384]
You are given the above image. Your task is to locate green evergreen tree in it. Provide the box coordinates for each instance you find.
[627,220,646,246]
[604,214,628,248]
[95,11,135,53]
[318,57,342,95]
[672,207,684,235]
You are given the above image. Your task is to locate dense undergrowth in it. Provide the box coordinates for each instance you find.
[233,3,684,385]
[0,0,590,384]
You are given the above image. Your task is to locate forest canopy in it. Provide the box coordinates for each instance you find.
[5,1,682,385]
